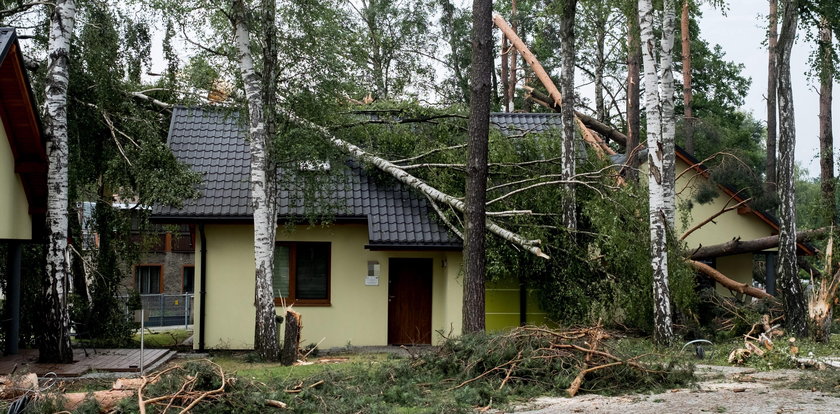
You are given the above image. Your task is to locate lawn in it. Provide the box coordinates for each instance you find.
[212,351,392,383]
[130,329,192,348]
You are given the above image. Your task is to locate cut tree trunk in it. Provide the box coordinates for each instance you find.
[463,0,493,333]
[281,310,301,365]
[766,0,779,193]
[40,0,76,364]
[776,0,808,337]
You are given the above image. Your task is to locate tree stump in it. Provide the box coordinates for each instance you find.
[281,310,301,366]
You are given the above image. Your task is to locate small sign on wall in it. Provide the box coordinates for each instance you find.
[366,261,380,286]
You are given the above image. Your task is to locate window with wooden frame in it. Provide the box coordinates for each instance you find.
[272,242,331,305]
[182,265,195,294]
[135,265,163,294]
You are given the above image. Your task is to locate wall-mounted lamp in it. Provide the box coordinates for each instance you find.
[442,258,448,268]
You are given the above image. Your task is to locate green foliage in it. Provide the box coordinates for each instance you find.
[206,331,693,413]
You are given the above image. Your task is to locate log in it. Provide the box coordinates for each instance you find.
[689,227,828,260]
[281,309,302,366]
[62,390,134,411]
[687,260,774,300]
[0,373,37,399]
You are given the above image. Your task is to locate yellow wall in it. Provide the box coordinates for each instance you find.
[485,277,549,331]
[674,157,772,287]
[195,223,463,350]
[0,119,32,240]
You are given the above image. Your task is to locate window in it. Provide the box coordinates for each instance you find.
[136,265,162,294]
[273,242,330,305]
[183,266,195,293]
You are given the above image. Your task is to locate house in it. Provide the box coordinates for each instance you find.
[485,113,815,331]
[153,106,812,347]
[0,28,48,354]
[152,107,464,350]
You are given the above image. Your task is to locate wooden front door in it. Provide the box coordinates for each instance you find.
[388,258,433,345]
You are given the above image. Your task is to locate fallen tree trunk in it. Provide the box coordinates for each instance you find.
[689,227,827,260]
[687,260,774,300]
[523,86,629,147]
[278,106,550,259]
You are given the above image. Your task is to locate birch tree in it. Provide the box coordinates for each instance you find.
[639,0,676,344]
[232,0,281,360]
[559,0,578,232]
[40,0,76,364]
[776,0,808,337]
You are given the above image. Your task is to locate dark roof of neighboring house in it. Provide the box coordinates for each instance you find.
[490,112,562,134]
[0,28,47,218]
[152,106,462,249]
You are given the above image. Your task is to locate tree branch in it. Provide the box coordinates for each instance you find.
[277,106,550,259]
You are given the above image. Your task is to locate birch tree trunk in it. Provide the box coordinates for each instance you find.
[560,0,578,233]
[233,0,281,361]
[625,0,641,183]
[680,0,694,155]
[639,0,674,344]
[40,0,76,364]
[508,0,517,112]
[818,17,835,228]
[776,0,808,337]
[462,0,493,333]
[766,0,779,193]
[660,0,677,229]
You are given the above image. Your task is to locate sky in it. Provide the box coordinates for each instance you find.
[698,0,837,178]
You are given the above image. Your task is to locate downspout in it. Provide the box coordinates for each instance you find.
[198,224,207,352]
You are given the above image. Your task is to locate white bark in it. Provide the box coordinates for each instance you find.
[233,0,280,359]
[639,0,673,344]
[776,0,808,336]
[277,107,550,259]
[659,0,677,228]
[42,0,76,362]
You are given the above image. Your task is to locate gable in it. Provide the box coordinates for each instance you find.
[0,28,47,239]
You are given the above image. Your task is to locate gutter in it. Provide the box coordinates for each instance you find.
[198,224,207,352]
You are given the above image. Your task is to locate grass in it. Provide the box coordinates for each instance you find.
[130,329,192,348]
[212,351,392,383]
[598,333,840,371]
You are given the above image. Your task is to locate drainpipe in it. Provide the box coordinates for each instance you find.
[198,224,207,352]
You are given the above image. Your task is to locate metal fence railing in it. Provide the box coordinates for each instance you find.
[120,294,194,329]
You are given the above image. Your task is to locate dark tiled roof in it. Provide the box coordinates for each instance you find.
[490,112,563,134]
[152,107,461,248]
[0,28,15,63]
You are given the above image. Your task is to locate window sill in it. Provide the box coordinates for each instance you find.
[273,299,331,307]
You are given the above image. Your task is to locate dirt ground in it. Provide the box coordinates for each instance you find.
[513,365,840,413]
